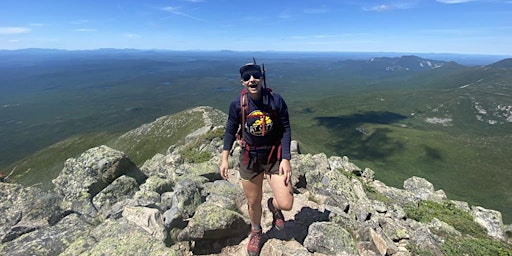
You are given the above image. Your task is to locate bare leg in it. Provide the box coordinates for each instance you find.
[267,174,293,211]
[241,172,264,227]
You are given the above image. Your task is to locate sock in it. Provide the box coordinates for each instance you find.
[252,225,262,231]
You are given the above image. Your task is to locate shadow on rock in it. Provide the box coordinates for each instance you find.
[263,206,330,244]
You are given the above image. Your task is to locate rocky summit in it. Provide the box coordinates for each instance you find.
[1,106,511,256]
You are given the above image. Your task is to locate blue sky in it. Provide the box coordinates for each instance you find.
[1,0,511,55]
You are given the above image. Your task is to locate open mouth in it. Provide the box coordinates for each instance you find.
[249,84,258,89]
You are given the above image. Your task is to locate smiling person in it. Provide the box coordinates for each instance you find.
[220,60,293,256]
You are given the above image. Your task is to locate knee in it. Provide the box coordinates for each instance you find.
[277,198,293,211]
[247,196,263,208]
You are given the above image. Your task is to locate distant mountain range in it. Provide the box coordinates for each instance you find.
[1,48,511,66]
[326,55,512,125]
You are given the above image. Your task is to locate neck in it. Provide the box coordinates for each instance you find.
[249,91,262,101]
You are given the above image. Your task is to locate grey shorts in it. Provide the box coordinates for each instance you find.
[239,147,280,180]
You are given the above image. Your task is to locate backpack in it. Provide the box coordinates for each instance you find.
[237,87,282,165]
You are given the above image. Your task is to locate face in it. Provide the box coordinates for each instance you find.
[241,71,262,95]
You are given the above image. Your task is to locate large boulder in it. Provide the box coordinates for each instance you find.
[2,214,92,256]
[471,206,506,240]
[52,145,146,215]
[0,183,62,243]
[304,222,357,255]
[60,217,177,256]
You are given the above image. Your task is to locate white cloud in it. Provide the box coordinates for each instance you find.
[161,6,180,13]
[71,19,90,25]
[161,6,202,21]
[373,4,392,11]
[125,33,140,39]
[364,2,418,11]
[0,27,31,35]
[74,28,96,32]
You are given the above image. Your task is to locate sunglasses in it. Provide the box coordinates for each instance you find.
[242,72,262,82]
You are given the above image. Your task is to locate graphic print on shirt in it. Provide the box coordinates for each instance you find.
[245,110,273,136]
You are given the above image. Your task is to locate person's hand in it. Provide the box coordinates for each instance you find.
[279,159,291,186]
[220,159,229,180]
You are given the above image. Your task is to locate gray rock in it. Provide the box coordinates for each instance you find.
[291,153,330,189]
[202,180,245,210]
[60,218,177,256]
[134,189,161,207]
[123,206,166,240]
[358,226,399,256]
[177,203,249,241]
[361,167,376,183]
[304,222,357,255]
[403,176,434,201]
[427,218,461,239]
[163,179,202,228]
[52,145,146,215]
[139,176,173,195]
[378,217,410,242]
[290,140,301,154]
[0,183,62,243]
[93,175,139,216]
[329,155,361,174]
[372,180,417,205]
[504,224,512,243]
[1,214,92,256]
[261,239,312,256]
[409,226,443,256]
[471,205,506,240]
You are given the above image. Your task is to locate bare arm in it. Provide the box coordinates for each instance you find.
[220,150,230,180]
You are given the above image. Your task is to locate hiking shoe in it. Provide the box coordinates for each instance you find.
[247,228,262,256]
[267,198,285,230]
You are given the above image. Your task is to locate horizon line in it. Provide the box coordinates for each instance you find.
[1,48,512,57]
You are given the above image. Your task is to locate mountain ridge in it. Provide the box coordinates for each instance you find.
[1,106,511,255]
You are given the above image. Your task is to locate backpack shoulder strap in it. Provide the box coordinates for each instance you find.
[238,88,249,142]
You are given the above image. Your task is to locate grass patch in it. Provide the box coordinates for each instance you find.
[404,200,487,237]
[442,236,512,256]
[181,127,224,163]
[404,200,512,255]
[363,183,394,204]
[110,110,206,166]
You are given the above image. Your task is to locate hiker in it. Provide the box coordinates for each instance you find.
[220,60,293,256]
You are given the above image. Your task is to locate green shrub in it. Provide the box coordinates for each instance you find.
[442,236,512,256]
[363,183,394,203]
[181,149,212,164]
[405,200,512,256]
[406,244,436,256]
[181,128,224,163]
[404,200,487,238]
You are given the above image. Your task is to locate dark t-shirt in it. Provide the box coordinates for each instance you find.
[223,89,292,160]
